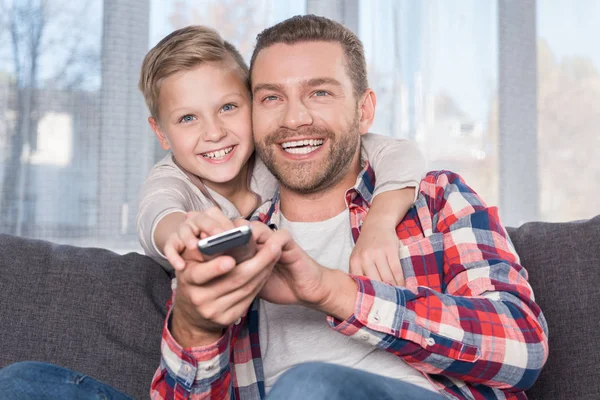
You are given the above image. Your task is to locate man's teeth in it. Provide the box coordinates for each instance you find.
[202,146,234,159]
[281,139,324,154]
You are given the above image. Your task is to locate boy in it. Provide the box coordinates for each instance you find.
[136,25,426,283]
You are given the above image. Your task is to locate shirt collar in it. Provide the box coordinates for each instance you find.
[255,160,375,227]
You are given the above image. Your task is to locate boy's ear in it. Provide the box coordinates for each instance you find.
[357,89,376,135]
[149,117,171,150]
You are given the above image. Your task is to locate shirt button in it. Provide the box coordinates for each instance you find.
[373,314,380,322]
[234,318,242,325]
[182,364,192,374]
[361,334,369,341]
[425,338,435,346]
[205,364,215,371]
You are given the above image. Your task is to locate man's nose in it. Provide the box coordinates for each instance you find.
[281,99,313,130]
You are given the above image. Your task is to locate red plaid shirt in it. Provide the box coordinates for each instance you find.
[150,167,549,399]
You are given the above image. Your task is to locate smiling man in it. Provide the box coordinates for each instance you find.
[151,15,549,400]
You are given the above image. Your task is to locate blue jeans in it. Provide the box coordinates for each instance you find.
[0,361,446,399]
[0,362,132,400]
[267,362,447,400]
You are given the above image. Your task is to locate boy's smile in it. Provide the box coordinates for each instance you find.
[149,60,254,196]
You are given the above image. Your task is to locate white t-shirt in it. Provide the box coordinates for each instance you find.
[259,209,437,393]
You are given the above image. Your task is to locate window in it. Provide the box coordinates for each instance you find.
[1,0,598,253]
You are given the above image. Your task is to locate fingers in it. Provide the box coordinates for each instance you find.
[388,252,405,286]
[250,220,277,246]
[182,212,234,250]
[360,257,382,282]
[164,232,186,270]
[349,254,363,276]
[374,252,395,285]
[178,256,236,286]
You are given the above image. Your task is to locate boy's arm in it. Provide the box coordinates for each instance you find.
[137,174,210,270]
[352,133,427,285]
[153,212,186,258]
[360,133,426,199]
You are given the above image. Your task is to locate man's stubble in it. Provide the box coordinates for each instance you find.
[255,112,361,195]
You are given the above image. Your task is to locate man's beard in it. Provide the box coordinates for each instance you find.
[255,113,361,194]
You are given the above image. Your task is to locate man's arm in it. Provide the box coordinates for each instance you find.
[150,294,235,400]
[321,171,549,391]
[150,210,291,399]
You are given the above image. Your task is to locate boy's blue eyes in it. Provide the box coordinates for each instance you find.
[178,104,237,123]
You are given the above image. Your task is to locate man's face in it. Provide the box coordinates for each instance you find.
[251,41,363,194]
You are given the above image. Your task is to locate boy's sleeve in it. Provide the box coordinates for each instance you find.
[360,133,427,200]
[250,156,278,203]
[136,173,209,270]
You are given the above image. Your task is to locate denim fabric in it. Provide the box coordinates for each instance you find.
[266,362,446,400]
[0,362,133,400]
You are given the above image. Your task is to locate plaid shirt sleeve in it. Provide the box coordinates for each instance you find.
[328,170,549,392]
[150,294,233,400]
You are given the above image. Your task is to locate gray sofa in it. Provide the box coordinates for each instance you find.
[1,215,599,399]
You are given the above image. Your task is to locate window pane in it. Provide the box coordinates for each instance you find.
[360,0,499,208]
[537,0,600,222]
[0,1,105,244]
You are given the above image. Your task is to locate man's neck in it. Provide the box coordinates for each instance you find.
[279,159,362,222]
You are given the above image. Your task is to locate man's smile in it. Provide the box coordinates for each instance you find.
[280,139,324,155]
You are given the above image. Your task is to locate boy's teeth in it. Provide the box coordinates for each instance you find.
[202,146,234,159]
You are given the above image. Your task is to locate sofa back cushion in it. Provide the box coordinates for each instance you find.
[0,234,172,399]
[508,215,600,399]
[1,215,600,399]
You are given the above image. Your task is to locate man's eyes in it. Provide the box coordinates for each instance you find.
[261,91,329,103]
[313,90,330,97]
[262,95,279,102]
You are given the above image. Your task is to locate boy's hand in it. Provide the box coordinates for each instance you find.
[349,218,405,286]
[164,207,234,270]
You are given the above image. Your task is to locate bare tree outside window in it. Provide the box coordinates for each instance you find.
[0,0,100,236]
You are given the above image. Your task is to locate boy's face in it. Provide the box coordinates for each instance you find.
[149,61,253,190]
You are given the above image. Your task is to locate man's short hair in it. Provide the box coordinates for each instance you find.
[139,25,249,120]
[250,15,368,98]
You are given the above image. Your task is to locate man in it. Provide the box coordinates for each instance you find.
[154,14,548,400]
[0,14,547,400]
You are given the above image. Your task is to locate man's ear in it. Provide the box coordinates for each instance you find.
[149,116,171,150]
[357,89,376,135]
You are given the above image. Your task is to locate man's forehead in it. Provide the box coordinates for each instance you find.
[251,41,348,87]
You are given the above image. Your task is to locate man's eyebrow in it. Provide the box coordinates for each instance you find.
[305,77,343,88]
[253,83,284,96]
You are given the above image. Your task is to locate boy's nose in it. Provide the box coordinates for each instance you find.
[202,122,227,142]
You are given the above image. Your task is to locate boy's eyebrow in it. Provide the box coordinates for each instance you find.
[252,78,343,96]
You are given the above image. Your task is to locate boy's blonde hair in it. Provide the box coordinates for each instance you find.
[139,25,249,120]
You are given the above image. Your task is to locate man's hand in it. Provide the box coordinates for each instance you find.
[164,208,288,348]
[253,222,359,321]
[349,218,405,286]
